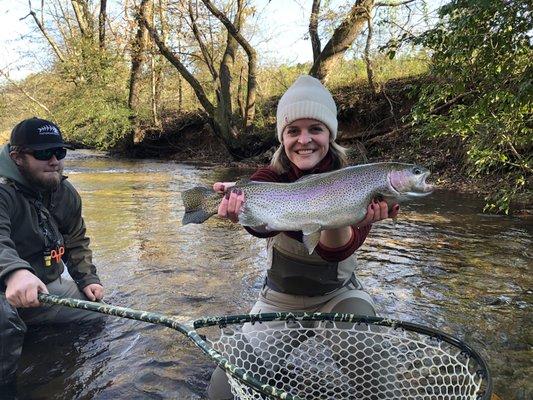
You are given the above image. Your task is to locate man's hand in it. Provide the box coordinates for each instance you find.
[5,269,48,308]
[213,182,244,224]
[357,200,400,228]
[82,284,104,301]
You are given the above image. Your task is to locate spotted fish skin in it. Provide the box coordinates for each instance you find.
[181,162,433,252]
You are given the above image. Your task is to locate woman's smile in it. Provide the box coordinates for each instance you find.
[283,119,330,170]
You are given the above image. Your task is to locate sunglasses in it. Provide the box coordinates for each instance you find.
[25,147,67,161]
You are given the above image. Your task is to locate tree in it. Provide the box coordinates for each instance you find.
[308,0,417,83]
[413,0,532,213]
[140,0,258,158]
[22,0,133,149]
[128,0,154,145]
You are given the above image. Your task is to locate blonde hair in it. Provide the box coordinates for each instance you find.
[270,141,349,174]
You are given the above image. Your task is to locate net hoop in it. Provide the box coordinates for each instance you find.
[37,295,492,400]
[196,313,492,400]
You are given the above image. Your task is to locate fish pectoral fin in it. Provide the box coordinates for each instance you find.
[238,212,263,227]
[301,224,322,254]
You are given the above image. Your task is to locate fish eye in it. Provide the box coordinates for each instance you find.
[413,167,422,175]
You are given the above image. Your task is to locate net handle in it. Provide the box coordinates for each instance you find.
[37,293,301,400]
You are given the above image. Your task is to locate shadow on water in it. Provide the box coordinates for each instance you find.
[13,151,532,400]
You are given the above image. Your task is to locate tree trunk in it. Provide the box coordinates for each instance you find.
[99,0,108,48]
[309,0,374,82]
[71,0,94,39]
[201,0,257,130]
[309,0,321,62]
[363,14,377,94]
[215,0,245,139]
[154,0,168,115]
[128,0,154,145]
[150,54,160,127]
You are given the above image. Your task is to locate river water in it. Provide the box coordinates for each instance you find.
[14,151,531,400]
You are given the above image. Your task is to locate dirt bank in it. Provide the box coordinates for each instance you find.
[129,77,531,215]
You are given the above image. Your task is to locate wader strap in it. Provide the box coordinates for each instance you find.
[349,273,363,290]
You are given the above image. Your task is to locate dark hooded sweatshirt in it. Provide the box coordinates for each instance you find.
[0,144,100,290]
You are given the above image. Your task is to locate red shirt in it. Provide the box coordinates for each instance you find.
[244,152,371,262]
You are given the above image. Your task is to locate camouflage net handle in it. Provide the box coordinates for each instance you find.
[37,293,300,400]
[37,294,492,400]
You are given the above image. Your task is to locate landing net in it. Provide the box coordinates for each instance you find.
[203,316,491,400]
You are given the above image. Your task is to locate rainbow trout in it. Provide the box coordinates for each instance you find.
[181,162,433,253]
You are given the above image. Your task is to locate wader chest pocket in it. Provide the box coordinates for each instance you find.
[268,248,341,295]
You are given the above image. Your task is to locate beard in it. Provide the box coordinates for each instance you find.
[19,162,64,192]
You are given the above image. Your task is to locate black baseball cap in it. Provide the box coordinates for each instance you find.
[10,117,74,150]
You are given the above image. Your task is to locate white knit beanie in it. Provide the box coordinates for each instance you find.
[276,75,338,142]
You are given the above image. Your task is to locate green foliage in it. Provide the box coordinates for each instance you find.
[55,84,132,150]
[413,0,532,213]
[53,47,133,150]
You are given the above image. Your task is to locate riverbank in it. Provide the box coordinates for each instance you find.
[128,77,531,216]
[2,76,529,215]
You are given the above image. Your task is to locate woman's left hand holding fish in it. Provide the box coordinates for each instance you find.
[213,182,244,223]
[320,200,399,249]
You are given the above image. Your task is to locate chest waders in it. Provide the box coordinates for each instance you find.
[265,233,359,296]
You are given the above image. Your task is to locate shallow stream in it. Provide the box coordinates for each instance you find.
[15,151,532,400]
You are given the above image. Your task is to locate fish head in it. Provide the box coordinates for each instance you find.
[388,164,434,198]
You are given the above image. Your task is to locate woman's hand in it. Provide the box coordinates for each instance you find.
[213,182,244,223]
[357,200,400,228]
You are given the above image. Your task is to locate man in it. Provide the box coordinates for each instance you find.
[0,117,104,389]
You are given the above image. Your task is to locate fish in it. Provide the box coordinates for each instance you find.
[181,162,434,253]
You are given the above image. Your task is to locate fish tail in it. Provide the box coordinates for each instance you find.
[181,186,220,225]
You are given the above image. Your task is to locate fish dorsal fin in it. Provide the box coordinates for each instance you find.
[235,178,251,186]
[301,223,321,254]
[295,174,316,183]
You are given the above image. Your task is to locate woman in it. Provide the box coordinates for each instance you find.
[207,75,398,399]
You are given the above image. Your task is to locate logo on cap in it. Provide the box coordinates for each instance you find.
[38,125,60,136]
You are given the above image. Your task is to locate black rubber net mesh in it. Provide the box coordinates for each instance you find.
[207,320,485,400]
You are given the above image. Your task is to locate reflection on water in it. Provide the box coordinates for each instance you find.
[15,150,531,400]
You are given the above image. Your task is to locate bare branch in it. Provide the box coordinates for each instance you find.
[0,68,54,118]
[24,2,66,62]
[40,0,44,25]
[375,0,416,7]
[363,13,377,94]
[49,2,72,54]
[140,1,215,116]
[188,1,218,80]
[57,0,74,38]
